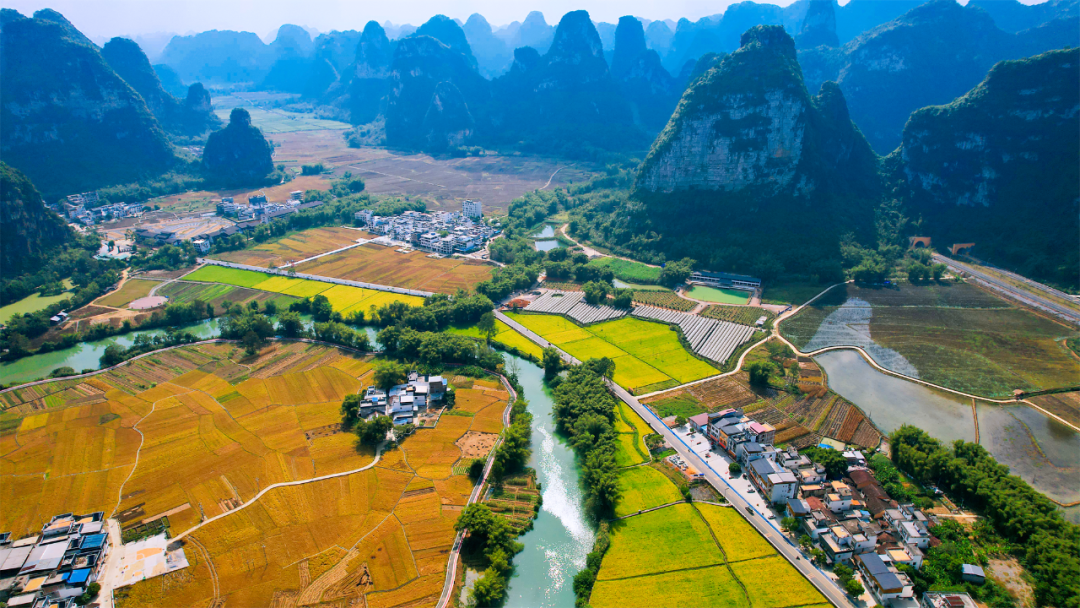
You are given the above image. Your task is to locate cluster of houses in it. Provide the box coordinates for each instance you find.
[688,408,979,608]
[0,513,109,607]
[356,372,448,425]
[53,192,144,226]
[355,202,498,256]
[217,193,323,224]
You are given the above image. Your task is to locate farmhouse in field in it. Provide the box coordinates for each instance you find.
[356,209,497,254]
[358,372,448,425]
[0,512,108,606]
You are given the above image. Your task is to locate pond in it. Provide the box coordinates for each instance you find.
[503,354,594,608]
[1,318,383,387]
[531,226,556,239]
[534,240,562,252]
[816,348,1080,522]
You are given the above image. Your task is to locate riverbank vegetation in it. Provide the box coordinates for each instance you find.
[890,425,1079,608]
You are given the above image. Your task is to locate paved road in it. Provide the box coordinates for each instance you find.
[933,253,1080,326]
[495,311,855,608]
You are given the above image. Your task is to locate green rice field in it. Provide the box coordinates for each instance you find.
[0,280,75,323]
[614,466,682,517]
[685,285,750,305]
[504,313,719,393]
[781,282,1080,398]
[182,266,424,313]
[588,257,662,284]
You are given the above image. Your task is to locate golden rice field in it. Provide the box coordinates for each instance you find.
[1,341,509,608]
[211,227,363,268]
[591,490,826,607]
[182,265,425,311]
[293,243,495,294]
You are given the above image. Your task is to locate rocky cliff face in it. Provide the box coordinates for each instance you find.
[0,9,175,198]
[892,47,1078,286]
[1,162,73,275]
[639,27,817,195]
[384,35,488,148]
[202,108,274,183]
[102,37,220,135]
[798,0,839,48]
[798,0,1080,154]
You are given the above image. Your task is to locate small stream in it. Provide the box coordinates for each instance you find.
[502,354,594,608]
[816,348,1080,523]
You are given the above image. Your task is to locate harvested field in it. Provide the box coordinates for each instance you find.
[782,282,1080,398]
[294,244,495,294]
[97,279,161,308]
[211,227,363,268]
[455,431,498,459]
[74,346,503,607]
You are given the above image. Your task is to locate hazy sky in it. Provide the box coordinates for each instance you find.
[1,0,1044,40]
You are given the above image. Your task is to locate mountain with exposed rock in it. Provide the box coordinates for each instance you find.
[890,47,1079,287]
[632,25,880,275]
[348,21,394,124]
[0,9,175,199]
[611,16,680,131]
[798,0,1080,153]
[797,0,839,48]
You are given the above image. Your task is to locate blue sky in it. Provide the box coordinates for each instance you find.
[1,0,1045,41]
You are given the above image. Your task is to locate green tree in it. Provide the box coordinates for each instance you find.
[354,415,393,445]
[374,360,408,391]
[100,344,125,367]
[468,458,486,480]
[781,516,800,533]
[843,577,864,596]
[729,462,742,476]
[341,394,362,429]
[674,415,687,427]
[746,361,773,386]
[311,294,333,322]
[477,311,498,344]
[659,258,695,287]
[275,310,305,338]
[542,346,563,380]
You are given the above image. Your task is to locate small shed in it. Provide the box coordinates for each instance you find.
[960,564,985,584]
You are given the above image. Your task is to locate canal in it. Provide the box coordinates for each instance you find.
[503,354,594,608]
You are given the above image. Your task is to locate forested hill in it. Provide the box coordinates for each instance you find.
[890,48,1080,289]
[0,9,175,199]
[0,162,73,276]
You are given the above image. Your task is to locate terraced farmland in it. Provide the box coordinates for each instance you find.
[293,243,495,294]
[781,282,1080,398]
[506,313,719,393]
[2,342,509,608]
[182,265,424,312]
[210,227,363,268]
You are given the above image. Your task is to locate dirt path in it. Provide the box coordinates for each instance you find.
[539,167,563,190]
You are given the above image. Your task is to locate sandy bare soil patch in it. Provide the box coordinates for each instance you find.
[456,431,499,459]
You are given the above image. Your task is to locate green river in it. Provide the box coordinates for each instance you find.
[503,354,595,608]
